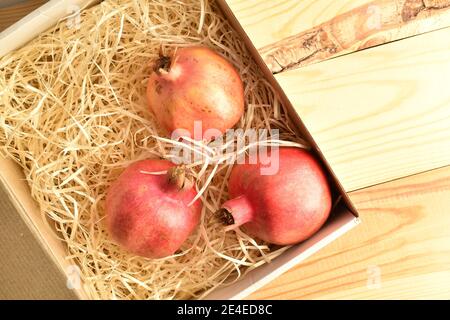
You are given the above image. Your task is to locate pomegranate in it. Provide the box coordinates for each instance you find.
[105,159,202,258]
[146,46,244,139]
[220,148,332,245]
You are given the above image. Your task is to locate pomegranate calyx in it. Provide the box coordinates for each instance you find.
[154,56,171,75]
[167,165,193,190]
[220,195,254,231]
[218,208,235,226]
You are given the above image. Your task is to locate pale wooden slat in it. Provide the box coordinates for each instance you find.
[247,165,450,299]
[225,0,373,49]
[312,272,450,299]
[225,0,450,72]
[274,26,450,192]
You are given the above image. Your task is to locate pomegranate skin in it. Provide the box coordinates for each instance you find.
[105,159,202,259]
[222,148,332,245]
[147,46,244,139]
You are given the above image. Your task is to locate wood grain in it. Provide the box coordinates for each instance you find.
[260,0,450,73]
[225,0,373,49]
[225,0,450,73]
[275,26,450,192]
[248,165,450,299]
[0,0,48,32]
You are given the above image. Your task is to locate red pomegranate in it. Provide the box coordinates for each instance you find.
[146,46,244,140]
[220,148,332,245]
[105,159,202,258]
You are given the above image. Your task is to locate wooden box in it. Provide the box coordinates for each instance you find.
[0,0,359,299]
[4,0,447,299]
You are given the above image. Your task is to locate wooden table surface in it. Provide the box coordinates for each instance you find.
[249,166,450,299]
[227,0,450,300]
[1,0,450,300]
[0,0,49,32]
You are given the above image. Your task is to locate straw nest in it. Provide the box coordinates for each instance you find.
[0,0,308,299]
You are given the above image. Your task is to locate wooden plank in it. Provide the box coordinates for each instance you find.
[248,165,450,299]
[225,0,450,72]
[0,0,48,32]
[275,26,450,192]
[225,0,374,49]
